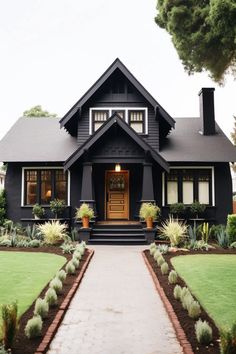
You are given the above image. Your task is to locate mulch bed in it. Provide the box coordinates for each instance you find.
[144,248,236,354]
[0,246,92,354]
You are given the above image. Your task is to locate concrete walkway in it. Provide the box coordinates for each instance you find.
[48,246,182,354]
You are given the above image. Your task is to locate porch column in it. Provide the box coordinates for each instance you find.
[80,162,96,211]
[141,162,155,203]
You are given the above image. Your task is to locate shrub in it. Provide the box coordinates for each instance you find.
[150,242,156,249]
[1,301,18,349]
[230,241,236,248]
[173,285,182,300]
[34,298,49,319]
[50,199,66,218]
[190,201,206,217]
[157,255,165,267]
[157,244,169,254]
[169,203,186,216]
[139,202,160,220]
[28,239,41,248]
[0,345,8,354]
[182,293,194,311]
[150,244,157,256]
[76,245,85,256]
[65,261,76,275]
[188,301,201,319]
[220,322,236,354]
[75,203,94,220]
[32,204,45,219]
[180,287,191,302]
[45,288,58,307]
[154,249,161,261]
[72,257,80,269]
[168,270,178,284]
[227,215,236,244]
[24,315,43,339]
[210,224,225,239]
[161,262,169,275]
[73,250,82,260]
[0,239,11,247]
[49,278,63,294]
[56,269,67,283]
[157,217,188,247]
[195,319,213,345]
[38,221,67,245]
[0,190,7,226]
[60,242,75,254]
[217,226,230,248]
[199,222,210,243]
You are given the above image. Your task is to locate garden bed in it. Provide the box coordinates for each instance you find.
[0,246,93,354]
[144,248,236,354]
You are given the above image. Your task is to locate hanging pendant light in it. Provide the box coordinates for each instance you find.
[115,163,121,172]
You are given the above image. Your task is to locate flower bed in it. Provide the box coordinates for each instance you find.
[143,248,236,354]
[0,246,93,354]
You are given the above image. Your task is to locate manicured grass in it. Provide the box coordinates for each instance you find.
[171,254,236,330]
[0,251,66,318]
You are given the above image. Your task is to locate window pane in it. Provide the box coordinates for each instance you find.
[26,170,37,205]
[41,170,52,204]
[94,122,104,131]
[199,181,209,204]
[183,181,194,204]
[167,181,178,204]
[112,110,125,119]
[55,170,67,201]
[94,111,108,121]
[130,122,143,133]
[130,112,143,121]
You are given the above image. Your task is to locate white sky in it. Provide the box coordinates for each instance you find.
[0,0,235,140]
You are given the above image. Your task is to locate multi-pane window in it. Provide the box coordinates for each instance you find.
[26,170,37,205]
[24,169,67,205]
[90,108,147,134]
[166,169,212,205]
[129,110,145,133]
[167,170,178,204]
[92,110,109,132]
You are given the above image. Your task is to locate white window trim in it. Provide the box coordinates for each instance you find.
[21,167,71,207]
[162,166,215,207]
[89,107,148,135]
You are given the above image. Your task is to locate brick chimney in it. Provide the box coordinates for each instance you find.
[199,88,216,135]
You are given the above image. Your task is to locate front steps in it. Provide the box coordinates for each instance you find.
[89,223,147,245]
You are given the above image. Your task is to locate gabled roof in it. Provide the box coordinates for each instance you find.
[0,118,77,162]
[160,118,236,162]
[64,113,169,171]
[60,58,175,130]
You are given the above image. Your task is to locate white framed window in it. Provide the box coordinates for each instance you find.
[89,107,148,134]
[21,167,71,206]
[162,166,215,206]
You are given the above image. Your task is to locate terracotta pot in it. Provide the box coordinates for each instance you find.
[233,201,236,214]
[146,217,153,229]
[82,216,89,228]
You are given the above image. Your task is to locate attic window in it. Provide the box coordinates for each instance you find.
[92,110,109,132]
[129,110,145,133]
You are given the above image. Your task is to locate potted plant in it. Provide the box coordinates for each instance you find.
[190,201,206,219]
[169,203,186,219]
[139,202,160,229]
[32,204,45,219]
[50,199,66,219]
[75,203,94,228]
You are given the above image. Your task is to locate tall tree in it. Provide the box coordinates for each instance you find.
[23,105,57,118]
[155,0,236,82]
[231,116,236,145]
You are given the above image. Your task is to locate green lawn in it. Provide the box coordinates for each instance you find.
[0,251,66,318]
[171,254,236,330]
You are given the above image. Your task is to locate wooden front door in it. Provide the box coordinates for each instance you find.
[106,170,129,220]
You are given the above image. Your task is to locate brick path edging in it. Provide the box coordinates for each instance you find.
[35,249,94,354]
[142,251,194,354]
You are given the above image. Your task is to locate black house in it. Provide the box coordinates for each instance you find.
[0,59,235,239]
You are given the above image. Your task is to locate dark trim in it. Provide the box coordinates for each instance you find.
[59,58,175,130]
[64,114,169,171]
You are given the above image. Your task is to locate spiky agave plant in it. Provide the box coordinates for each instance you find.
[157,217,188,247]
[1,301,18,349]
